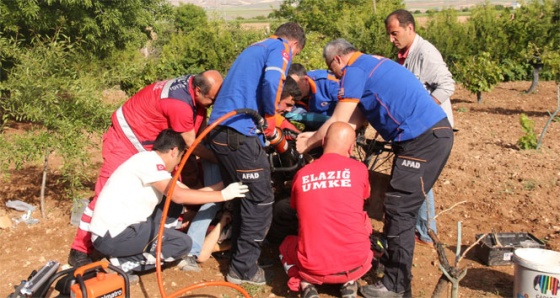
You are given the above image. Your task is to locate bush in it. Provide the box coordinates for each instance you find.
[0,38,113,196]
[517,113,538,150]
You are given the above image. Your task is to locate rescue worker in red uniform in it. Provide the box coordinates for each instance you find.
[68,70,223,267]
[280,122,372,298]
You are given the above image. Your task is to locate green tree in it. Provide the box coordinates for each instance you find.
[156,21,264,78]
[174,3,208,33]
[420,8,470,66]
[454,52,503,103]
[0,38,113,198]
[0,0,171,57]
[467,3,509,60]
[501,0,558,81]
[272,0,381,38]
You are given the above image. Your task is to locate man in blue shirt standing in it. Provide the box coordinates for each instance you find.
[207,22,306,285]
[296,38,453,297]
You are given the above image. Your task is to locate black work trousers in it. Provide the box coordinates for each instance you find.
[381,118,454,293]
[266,195,299,245]
[207,126,274,280]
[93,200,189,273]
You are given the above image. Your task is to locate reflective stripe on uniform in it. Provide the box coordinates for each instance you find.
[265,66,286,78]
[160,77,176,99]
[115,106,146,153]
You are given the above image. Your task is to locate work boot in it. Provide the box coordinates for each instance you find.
[177,255,200,272]
[360,281,404,298]
[226,267,267,286]
[68,249,92,268]
[340,280,358,298]
[301,284,319,298]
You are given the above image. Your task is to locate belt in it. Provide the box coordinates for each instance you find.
[210,126,248,150]
[333,264,363,276]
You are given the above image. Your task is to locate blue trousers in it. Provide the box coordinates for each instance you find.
[416,189,437,243]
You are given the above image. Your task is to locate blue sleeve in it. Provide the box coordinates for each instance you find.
[262,41,290,116]
[340,67,367,102]
[327,79,341,101]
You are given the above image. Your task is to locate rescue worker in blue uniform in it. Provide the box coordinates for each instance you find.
[287,63,340,130]
[296,38,454,297]
[207,22,306,285]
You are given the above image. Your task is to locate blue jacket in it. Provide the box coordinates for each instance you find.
[304,69,339,116]
[209,36,293,136]
[339,52,446,142]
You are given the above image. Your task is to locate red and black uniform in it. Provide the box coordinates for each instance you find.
[71,75,205,254]
[279,153,373,291]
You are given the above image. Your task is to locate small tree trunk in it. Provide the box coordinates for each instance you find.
[477,92,482,103]
[432,276,449,298]
[40,149,49,219]
[536,84,560,149]
[526,64,543,93]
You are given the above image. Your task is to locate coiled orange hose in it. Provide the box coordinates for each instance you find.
[154,110,251,298]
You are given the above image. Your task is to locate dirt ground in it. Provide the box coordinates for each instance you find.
[1,80,560,298]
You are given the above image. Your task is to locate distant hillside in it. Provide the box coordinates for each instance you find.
[169,0,517,19]
[170,0,282,7]
[170,0,282,19]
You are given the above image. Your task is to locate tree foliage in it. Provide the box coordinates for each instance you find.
[0,0,172,57]
[453,52,504,103]
[0,37,113,197]
[174,3,208,33]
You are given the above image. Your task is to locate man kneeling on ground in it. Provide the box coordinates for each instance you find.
[279,122,373,298]
[88,129,248,277]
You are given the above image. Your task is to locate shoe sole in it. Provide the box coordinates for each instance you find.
[180,266,201,272]
[177,259,201,272]
[226,274,265,286]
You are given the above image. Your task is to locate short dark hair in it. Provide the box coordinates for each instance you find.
[192,72,211,95]
[152,129,186,153]
[385,9,415,30]
[274,22,306,51]
[281,76,302,101]
[288,63,307,77]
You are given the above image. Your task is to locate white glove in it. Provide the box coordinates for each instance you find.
[221,182,249,201]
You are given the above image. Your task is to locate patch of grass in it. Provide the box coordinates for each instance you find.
[241,284,265,297]
[457,106,469,113]
[521,179,537,191]
[502,182,515,194]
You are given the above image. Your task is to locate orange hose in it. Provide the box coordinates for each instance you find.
[167,281,251,298]
[155,110,251,298]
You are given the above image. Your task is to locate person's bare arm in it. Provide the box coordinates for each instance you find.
[198,211,232,262]
[296,101,363,153]
[181,130,218,163]
[151,179,244,205]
